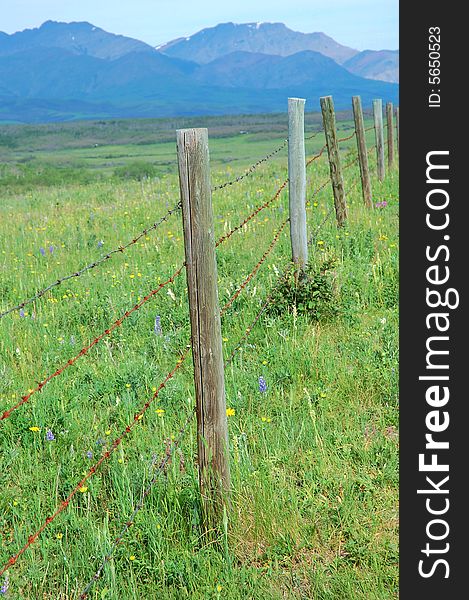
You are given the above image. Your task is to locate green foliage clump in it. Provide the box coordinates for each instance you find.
[113,160,159,180]
[268,258,338,320]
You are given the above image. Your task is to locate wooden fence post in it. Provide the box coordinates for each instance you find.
[386,102,394,168]
[352,95,373,208]
[176,128,230,526]
[320,95,348,227]
[395,106,400,156]
[288,97,308,275]
[373,99,385,181]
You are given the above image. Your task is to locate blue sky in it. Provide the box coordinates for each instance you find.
[0,0,398,50]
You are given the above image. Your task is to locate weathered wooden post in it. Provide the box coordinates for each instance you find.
[288,97,308,276]
[176,128,230,526]
[386,101,394,168]
[320,95,348,227]
[395,106,400,156]
[352,95,373,208]
[373,99,385,181]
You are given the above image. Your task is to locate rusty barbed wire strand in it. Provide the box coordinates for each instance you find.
[0,264,185,422]
[212,139,288,191]
[215,179,288,247]
[306,142,328,167]
[342,155,360,171]
[336,130,356,144]
[220,219,289,315]
[0,345,192,579]
[79,224,291,596]
[78,406,196,599]
[305,176,335,247]
[224,266,290,365]
[0,202,182,320]
[0,222,289,577]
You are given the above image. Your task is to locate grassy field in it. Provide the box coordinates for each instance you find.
[0,114,398,599]
[0,111,364,188]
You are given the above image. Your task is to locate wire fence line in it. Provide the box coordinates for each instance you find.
[0,98,398,587]
[0,265,186,422]
[305,128,324,141]
[0,139,288,321]
[79,219,292,597]
[0,215,289,576]
[0,176,292,424]
[0,343,192,578]
[78,406,196,599]
[0,202,182,320]
[216,179,288,247]
[337,130,357,144]
[220,218,289,314]
[212,139,288,191]
[0,129,362,322]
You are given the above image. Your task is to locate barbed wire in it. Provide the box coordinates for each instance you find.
[79,223,291,597]
[220,219,289,314]
[212,139,288,191]
[336,130,356,144]
[305,128,324,141]
[0,264,185,422]
[342,155,360,171]
[78,224,289,596]
[215,179,288,247]
[0,202,182,320]
[0,221,289,577]
[0,345,192,579]
[306,143,328,167]
[224,265,289,365]
[78,406,196,599]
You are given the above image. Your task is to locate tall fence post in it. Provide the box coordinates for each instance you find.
[373,99,385,181]
[395,106,400,156]
[386,101,394,168]
[320,95,348,227]
[176,128,230,527]
[288,97,308,276]
[352,95,373,208]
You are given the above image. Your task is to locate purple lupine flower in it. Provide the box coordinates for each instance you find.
[70,336,75,346]
[46,429,55,441]
[49,245,54,254]
[375,200,388,209]
[95,438,105,446]
[39,247,46,256]
[154,315,162,336]
[258,376,267,393]
[19,309,25,318]
[86,450,93,459]
[97,240,104,248]
[0,573,9,595]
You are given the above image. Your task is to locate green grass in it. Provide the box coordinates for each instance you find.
[0,121,398,599]
[0,112,366,189]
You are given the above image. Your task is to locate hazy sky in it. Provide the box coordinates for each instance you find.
[0,0,398,50]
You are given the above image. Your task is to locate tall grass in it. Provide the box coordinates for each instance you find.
[0,134,398,599]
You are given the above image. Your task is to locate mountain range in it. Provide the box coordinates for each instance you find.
[0,21,399,123]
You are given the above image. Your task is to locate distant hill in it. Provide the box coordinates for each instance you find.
[193,50,368,89]
[344,50,399,83]
[0,21,399,123]
[0,20,155,60]
[158,22,358,65]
